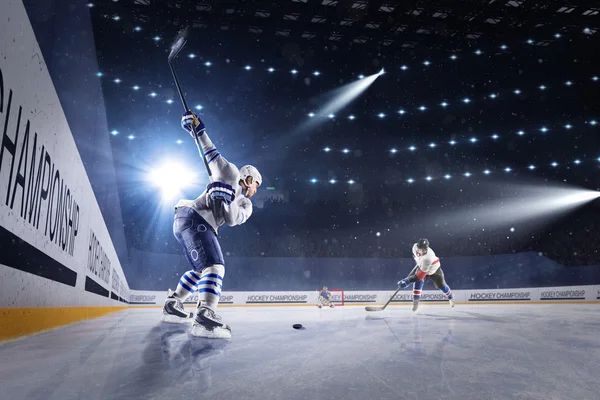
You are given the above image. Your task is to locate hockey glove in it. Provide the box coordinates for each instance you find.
[397,278,411,289]
[207,182,235,205]
[181,111,206,138]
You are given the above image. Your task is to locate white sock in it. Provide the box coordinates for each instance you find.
[196,265,225,310]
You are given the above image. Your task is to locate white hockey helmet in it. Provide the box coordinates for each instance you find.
[239,165,262,187]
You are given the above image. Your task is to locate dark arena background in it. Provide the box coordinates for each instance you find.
[1,1,599,399]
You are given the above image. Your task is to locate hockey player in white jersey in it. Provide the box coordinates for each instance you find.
[161,111,262,339]
[397,238,455,312]
[317,286,335,308]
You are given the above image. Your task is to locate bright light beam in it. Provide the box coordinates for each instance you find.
[148,162,196,199]
[430,184,600,233]
[316,69,383,118]
[284,69,384,143]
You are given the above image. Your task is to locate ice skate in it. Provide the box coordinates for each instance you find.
[329,303,335,308]
[190,307,232,339]
[412,300,420,312]
[161,289,194,324]
[449,298,456,308]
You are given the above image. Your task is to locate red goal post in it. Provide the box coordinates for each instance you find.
[317,288,344,306]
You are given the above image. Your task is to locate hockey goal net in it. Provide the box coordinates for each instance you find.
[317,288,344,306]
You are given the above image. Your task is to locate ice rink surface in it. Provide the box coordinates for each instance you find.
[1,303,599,400]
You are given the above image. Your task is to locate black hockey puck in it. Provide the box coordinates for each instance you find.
[292,324,303,330]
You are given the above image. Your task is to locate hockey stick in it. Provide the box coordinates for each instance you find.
[168,27,213,179]
[365,287,402,312]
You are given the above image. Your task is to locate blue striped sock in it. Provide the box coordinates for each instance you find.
[196,265,224,310]
[174,270,202,300]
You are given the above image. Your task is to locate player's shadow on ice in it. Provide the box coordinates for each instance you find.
[104,324,229,398]
[418,311,513,324]
[364,311,512,324]
[364,314,386,321]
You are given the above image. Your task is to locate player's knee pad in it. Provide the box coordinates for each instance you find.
[189,241,225,270]
[179,220,224,271]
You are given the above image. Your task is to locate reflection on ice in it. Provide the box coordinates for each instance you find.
[1,305,599,400]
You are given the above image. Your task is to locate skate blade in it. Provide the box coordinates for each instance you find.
[161,313,194,324]
[190,324,232,339]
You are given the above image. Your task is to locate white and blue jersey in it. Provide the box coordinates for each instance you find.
[320,290,331,299]
[175,131,253,234]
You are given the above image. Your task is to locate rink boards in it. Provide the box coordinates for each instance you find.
[128,285,600,307]
[0,0,130,341]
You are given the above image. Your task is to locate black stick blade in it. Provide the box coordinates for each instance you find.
[168,27,189,61]
[365,306,385,312]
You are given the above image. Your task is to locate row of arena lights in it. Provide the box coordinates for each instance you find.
[183,61,321,75]
[321,126,597,153]
[100,72,598,104]
[110,133,197,144]
[98,74,206,111]
[98,69,598,113]
[310,178,355,184]
[308,157,600,185]
[112,120,596,141]
[110,114,595,142]
[307,82,598,119]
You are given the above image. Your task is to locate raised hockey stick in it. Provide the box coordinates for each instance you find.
[365,287,402,312]
[168,27,213,179]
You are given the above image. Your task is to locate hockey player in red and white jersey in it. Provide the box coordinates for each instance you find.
[397,238,455,312]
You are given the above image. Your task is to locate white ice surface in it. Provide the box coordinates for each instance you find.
[1,304,599,400]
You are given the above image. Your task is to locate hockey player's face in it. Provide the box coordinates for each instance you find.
[243,176,259,198]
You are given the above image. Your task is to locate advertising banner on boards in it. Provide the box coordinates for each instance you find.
[0,0,130,308]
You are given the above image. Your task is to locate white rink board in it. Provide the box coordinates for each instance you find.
[0,0,129,308]
[129,285,600,306]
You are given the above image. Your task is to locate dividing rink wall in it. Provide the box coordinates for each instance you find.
[129,285,600,307]
[0,0,130,341]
